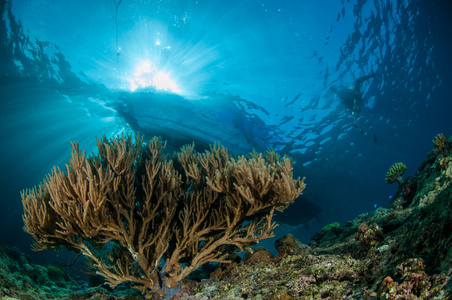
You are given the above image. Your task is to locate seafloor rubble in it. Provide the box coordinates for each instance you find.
[1,136,451,299]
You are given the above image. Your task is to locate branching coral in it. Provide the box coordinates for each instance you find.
[433,133,451,156]
[21,134,305,296]
[385,162,407,185]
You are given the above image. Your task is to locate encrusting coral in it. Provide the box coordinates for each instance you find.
[21,133,305,296]
[385,162,407,185]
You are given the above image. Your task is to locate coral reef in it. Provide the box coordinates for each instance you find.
[385,162,407,185]
[1,134,450,299]
[21,134,305,296]
[0,244,90,299]
[355,222,384,251]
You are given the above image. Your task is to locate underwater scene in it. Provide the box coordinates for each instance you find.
[1,0,452,299]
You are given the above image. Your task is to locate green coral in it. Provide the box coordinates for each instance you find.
[322,222,341,231]
[385,162,407,185]
[47,265,65,280]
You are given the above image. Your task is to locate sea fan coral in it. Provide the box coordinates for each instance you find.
[385,162,407,185]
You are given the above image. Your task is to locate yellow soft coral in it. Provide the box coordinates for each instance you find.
[385,162,407,185]
[433,133,451,156]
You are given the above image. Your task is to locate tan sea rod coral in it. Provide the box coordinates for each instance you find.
[21,133,305,296]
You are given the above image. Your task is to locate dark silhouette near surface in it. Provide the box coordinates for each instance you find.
[331,73,376,141]
[331,73,375,118]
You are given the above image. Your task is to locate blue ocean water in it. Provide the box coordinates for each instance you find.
[1,0,451,266]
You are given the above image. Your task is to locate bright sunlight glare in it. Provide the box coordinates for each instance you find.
[128,59,181,94]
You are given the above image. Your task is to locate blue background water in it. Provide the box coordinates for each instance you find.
[1,0,451,265]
